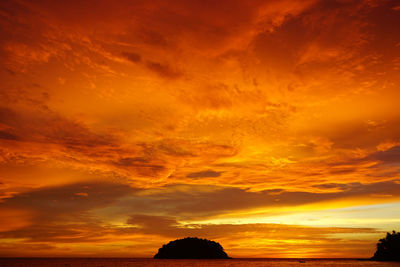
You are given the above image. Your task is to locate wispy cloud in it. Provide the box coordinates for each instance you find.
[1,0,400,258]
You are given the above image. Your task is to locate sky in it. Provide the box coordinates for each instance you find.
[0,0,400,258]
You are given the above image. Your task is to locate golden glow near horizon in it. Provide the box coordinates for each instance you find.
[1,0,400,258]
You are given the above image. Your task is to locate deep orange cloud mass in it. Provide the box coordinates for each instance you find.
[1,0,400,258]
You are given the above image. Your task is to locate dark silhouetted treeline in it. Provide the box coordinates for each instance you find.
[154,237,230,259]
[372,230,400,261]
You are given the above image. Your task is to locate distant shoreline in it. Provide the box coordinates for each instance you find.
[0,257,372,260]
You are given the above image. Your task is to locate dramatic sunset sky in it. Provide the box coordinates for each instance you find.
[0,0,400,258]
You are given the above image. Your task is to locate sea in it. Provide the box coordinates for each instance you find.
[0,258,399,267]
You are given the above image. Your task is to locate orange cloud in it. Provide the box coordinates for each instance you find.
[1,0,400,258]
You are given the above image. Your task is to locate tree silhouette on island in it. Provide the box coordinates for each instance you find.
[154,237,230,259]
[372,230,400,262]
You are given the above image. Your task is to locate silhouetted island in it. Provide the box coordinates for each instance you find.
[371,230,400,261]
[154,237,230,259]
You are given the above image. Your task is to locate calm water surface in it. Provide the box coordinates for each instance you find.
[0,258,399,267]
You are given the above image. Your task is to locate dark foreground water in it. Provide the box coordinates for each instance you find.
[0,258,400,267]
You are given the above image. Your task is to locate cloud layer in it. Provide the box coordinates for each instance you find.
[1,0,400,258]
